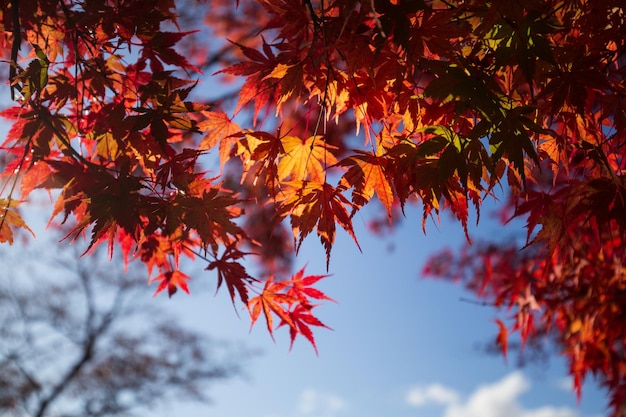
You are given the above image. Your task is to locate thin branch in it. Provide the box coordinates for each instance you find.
[459,296,497,307]
[33,332,95,417]
[9,0,21,100]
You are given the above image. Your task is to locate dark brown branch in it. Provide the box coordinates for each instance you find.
[9,0,21,100]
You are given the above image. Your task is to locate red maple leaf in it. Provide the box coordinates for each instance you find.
[208,245,257,305]
[494,319,508,365]
[248,276,295,340]
[151,270,192,298]
[286,266,334,303]
[248,267,332,352]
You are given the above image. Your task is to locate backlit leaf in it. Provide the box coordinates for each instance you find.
[278,136,338,183]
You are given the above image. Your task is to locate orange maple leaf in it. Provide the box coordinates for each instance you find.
[197,110,242,168]
[277,181,360,268]
[234,131,284,190]
[249,276,296,340]
[338,151,394,218]
[0,199,35,244]
[278,135,338,183]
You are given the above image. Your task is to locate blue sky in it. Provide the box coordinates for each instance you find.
[144,200,609,417]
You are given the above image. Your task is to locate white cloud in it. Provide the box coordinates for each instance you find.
[295,388,347,417]
[407,372,582,417]
[445,372,529,417]
[406,383,460,406]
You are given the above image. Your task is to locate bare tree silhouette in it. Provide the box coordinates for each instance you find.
[0,240,247,417]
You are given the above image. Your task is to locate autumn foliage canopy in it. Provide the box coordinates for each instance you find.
[1,0,626,413]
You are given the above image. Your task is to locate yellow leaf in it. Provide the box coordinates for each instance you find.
[0,199,35,244]
[338,153,394,217]
[278,136,337,183]
[95,132,119,159]
[570,318,582,334]
[263,63,294,81]
[361,161,394,217]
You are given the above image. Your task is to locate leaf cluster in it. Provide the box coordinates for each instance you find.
[1,1,626,409]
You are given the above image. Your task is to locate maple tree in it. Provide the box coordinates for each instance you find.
[1,0,626,413]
